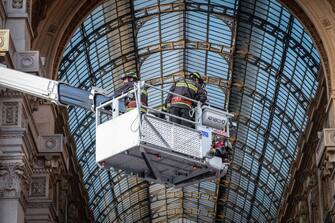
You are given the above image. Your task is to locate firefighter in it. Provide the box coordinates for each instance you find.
[164,72,207,127]
[114,71,148,112]
[208,136,232,163]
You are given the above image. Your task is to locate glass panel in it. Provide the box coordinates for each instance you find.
[58,0,320,222]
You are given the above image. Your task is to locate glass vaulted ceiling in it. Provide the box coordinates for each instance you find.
[58,0,321,222]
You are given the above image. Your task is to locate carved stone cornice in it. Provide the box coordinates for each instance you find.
[315,129,335,181]
[26,199,58,222]
[0,89,28,100]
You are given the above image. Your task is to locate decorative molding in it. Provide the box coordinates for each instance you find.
[1,101,19,126]
[0,161,25,198]
[316,128,335,167]
[29,177,46,197]
[3,0,29,19]
[38,134,64,153]
[0,29,9,52]
[47,24,58,35]
[323,129,335,146]
[12,0,23,9]
[2,0,27,16]
[16,51,39,72]
[321,18,332,29]
[0,89,26,98]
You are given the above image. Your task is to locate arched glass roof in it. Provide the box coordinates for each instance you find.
[58,0,321,222]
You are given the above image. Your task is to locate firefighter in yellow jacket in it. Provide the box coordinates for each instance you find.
[164,72,207,127]
[114,71,148,112]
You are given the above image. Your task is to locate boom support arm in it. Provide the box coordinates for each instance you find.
[0,67,111,111]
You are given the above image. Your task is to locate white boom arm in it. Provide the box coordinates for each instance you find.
[0,67,112,110]
[0,67,60,104]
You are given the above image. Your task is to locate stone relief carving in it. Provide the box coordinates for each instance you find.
[39,134,63,153]
[30,177,46,197]
[1,101,19,126]
[20,55,34,67]
[321,18,332,29]
[0,162,25,197]
[0,30,10,52]
[12,0,23,9]
[16,51,39,72]
[45,137,56,150]
[324,129,335,146]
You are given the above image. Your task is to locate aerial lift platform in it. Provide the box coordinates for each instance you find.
[0,67,233,187]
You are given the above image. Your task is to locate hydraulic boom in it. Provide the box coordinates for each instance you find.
[0,67,111,110]
[0,66,233,187]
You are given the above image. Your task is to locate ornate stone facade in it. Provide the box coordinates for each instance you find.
[1,101,19,126]
[0,161,26,198]
[0,92,91,222]
[0,1,92,222]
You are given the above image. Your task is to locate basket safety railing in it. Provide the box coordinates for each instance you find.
[95,81,204,129]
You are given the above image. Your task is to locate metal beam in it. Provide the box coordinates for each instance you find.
[246,14,295,221]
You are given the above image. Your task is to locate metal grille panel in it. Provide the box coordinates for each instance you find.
[141,115,201,158]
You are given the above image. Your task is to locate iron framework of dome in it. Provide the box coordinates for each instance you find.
[58,0,321,222]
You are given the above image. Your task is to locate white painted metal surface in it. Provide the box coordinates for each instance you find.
[0,67,60,104]
[0,67,233,186]
[202,106,231,131]
[94,82,234,186]
[96,109,140,166]
[196,125,213,158]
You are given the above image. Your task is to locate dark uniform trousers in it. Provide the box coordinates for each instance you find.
[169,106,193,128]
[165,78,207,128]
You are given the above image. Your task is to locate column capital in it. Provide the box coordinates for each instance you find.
[0,160,28,198]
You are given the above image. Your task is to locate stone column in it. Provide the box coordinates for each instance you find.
[25,134,67,223]
[3,0,32,51]
[0,97,31,223]
[0,161,28,223]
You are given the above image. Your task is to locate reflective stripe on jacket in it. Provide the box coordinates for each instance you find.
[171,96,193,109]
[165,77,207,109]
